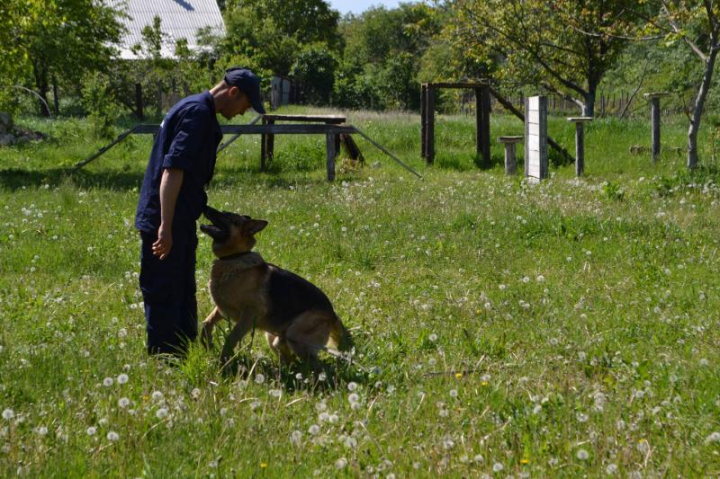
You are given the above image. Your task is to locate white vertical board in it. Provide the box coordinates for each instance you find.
[524,96,548,182]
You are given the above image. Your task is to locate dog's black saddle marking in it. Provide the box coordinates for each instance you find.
[266,265,334,322]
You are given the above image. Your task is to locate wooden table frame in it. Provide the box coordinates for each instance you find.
[260,114,346,172]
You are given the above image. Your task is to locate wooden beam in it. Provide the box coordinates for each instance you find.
[133,124,358,135]
[261,114,346,124]
[421,84,427,160]
[427,87,436,164]
[326,133,336,181]
[476,85,491,168]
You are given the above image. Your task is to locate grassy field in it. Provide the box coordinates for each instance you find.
[1,107,720,477]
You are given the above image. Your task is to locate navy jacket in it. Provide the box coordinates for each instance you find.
[135,91,223,234]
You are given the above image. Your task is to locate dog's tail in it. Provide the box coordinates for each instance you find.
[329,316,354,352]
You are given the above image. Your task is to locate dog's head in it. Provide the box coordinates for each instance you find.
[200,206,268,258]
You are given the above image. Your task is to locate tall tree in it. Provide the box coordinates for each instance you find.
[338,4,441,110]
[448,0,640,116]
[643,1,720,169]
[6,0,124,116]
[222,0,340,76]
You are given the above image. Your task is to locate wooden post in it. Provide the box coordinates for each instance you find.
[476,85,491,168]
[135,83,144,120]
[525,96,548,181]
[427,86,436,164]
[421,84,427,160]
[261,118,275,172]
[644,93,668,162]
[524,97,530,177]
[326,132,336,181]
[52,81,60,115]
[568,117,593,176]
[498,136,522,175]
[157,80,163,115]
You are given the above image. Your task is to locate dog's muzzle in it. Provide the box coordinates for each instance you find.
[200,206,231,241]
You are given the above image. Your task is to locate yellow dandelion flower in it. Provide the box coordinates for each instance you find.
[260,462,268,468]
[455,373,463,379]
[481,381,489,386]
[521,459,530,465]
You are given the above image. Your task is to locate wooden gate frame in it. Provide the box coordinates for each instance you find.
[420,82,574,167]
[421,82,492,167]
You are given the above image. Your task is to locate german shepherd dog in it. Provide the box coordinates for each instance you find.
[199,206,352,370]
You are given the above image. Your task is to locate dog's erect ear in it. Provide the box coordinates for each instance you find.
[244,219,268,235]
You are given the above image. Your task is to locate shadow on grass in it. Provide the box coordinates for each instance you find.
[0,167,145,191]
[0,164,366,192]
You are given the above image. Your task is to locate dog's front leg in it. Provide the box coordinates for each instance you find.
[201,307,224,349]
[220,311,254,373]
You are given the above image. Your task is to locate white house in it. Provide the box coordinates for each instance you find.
[112,0,226,60]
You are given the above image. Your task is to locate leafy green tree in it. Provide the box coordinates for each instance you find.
[640,1,720,168]
[0,1,31,114]
[222,0,340,76]
[7,0,124,116]
[338,4,442,110]
[448,0,641,116]
[290,45,337,105]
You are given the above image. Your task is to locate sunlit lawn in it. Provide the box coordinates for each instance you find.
[1,108,720,476]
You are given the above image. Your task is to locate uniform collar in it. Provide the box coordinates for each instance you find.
[202,90,217,116]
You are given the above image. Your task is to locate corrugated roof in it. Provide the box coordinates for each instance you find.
[111,0,226,59]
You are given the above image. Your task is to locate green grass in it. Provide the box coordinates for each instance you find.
[1,108,720,476]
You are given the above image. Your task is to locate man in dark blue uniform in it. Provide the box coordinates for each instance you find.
[135,67,266,356]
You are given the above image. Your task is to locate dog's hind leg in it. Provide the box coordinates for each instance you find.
[201,307,224,349]
[285,311,334,370]
[265,332,295,365]
[220,313,254,372]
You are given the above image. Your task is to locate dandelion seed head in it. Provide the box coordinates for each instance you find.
[347,382,358,392]
[118,397,130,408]
[107,431,120,442]
[335,457,348,469]
[308,424,320,435]
[1,409,14,420]
[103,377,114,387]
[117,374,128,384]
[156,408,169,419]
[576,449,589,460]
[86,426,97,436]
[255,374,265,384]
[151,391,163,401]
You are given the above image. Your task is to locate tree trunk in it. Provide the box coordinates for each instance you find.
[582,95,595,117]
[688,45,719,169]
[33,61,51,117]
[583,83,597,117]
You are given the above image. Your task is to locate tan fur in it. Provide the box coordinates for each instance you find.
[200,209,351,371]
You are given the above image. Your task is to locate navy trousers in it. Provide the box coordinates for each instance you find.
[139,225,198,356]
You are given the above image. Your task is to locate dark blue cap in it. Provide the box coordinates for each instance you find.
[224,67,266,114]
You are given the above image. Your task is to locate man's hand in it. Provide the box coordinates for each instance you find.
[154,168,184,260]
[152,224,173,260]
